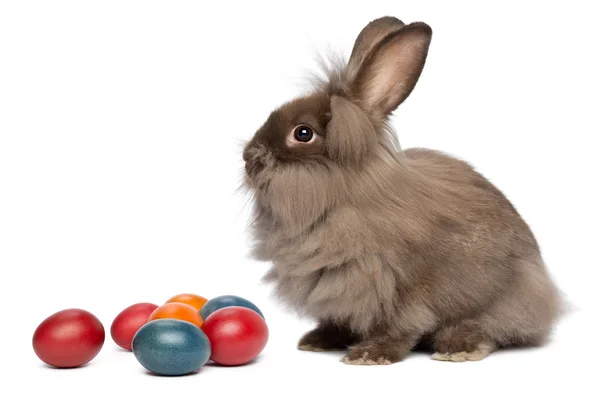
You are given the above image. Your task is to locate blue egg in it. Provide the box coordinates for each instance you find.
[200,295,265,320]
[132,319,211,376]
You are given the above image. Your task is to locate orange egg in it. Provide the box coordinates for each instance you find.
[148,303,204,328]
[165,293,209,312]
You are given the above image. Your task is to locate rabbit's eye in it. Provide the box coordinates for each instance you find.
[293,125,314,143]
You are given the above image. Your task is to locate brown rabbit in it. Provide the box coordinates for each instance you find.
[242,16,562,365]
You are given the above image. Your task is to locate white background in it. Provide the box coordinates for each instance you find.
[1,1,598,397]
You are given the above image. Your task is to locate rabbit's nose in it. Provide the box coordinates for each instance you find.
[243,147,252,162]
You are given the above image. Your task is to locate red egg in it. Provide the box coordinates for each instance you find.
[110,302,158,351]
[32,308,105,368]
[201,306,268,366]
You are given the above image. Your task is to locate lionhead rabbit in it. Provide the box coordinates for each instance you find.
[242,16,561,365]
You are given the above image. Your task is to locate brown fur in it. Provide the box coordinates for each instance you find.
[242,17,562,365]
[298,321,360,352]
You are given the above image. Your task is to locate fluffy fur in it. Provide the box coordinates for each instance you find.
[242,16,562,364]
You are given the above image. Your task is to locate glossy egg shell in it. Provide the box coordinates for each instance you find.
[199,295,264,321]
[148,302,204,328]
[201,306,268,366]
[165,293,208,311]
[32,308,105,368]
[110,302,158,351]
[132,319,211,376]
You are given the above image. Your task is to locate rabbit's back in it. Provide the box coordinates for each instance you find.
[403,147,537,251]
[391,147,561,343]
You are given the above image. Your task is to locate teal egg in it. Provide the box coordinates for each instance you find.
[132,319,210,376]
[200,295,264,320]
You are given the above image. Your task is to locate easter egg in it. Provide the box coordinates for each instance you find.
[148,302,204,328]
[110,302,158,351]
[32,308,105,368]
[165,293,208,311]
[201,306,268,366]
[132,319,211,376]
[199,295,264,321]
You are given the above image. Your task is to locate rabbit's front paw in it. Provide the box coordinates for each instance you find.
[341,350,392,365]
[298,322,358,352]
[341,334,418,365]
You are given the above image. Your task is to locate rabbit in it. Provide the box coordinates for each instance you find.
[242,16,562,365]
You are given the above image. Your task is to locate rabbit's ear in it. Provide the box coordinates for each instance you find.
[346,16,406,78]
[351,22,432,118]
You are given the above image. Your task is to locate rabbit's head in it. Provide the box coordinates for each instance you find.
[243,17,432,234]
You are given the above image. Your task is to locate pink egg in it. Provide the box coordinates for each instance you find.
[110,303,158,351]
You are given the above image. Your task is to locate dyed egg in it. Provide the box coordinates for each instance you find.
[32,308,105,368]
[110,302,159,351]
[165,293,208,311]
[199,295,264,321]
[201,306,268,366]
[132,319,211,376]
[148,302,204,328]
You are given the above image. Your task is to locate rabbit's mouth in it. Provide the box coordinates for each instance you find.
[244,156,266,179]
[243,144,276,189]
